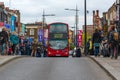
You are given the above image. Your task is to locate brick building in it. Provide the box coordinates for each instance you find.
[25,22,43,39]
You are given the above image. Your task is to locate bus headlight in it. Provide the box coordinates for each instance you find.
[65,52,68,54]
[48,52,51,54]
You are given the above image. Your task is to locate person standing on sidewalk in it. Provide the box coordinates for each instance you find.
[108,25,119,59]
[10,31,19,55]
[31,40,38,57]
[0,28,9,55]
[25,41,31,55]
[88,39,93,55]
[92,28,101,57]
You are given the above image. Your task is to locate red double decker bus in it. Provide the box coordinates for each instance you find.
[47,22,69,57]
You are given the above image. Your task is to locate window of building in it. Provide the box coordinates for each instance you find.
[30,29,34,35]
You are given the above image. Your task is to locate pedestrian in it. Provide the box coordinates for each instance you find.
[8,42,13,55]
[0,28,9,55]
[108,25,119,59]
[19,43,25,55]
[10,31,19,55]
[76,47,81,57]
[88,39,93,55]
[43,47,47,57]
[31,40,38,57]
[92,28,101,57]
[36,46,41,57]
[25,41,31,55]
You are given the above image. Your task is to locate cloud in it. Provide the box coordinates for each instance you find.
[0,0,116,27]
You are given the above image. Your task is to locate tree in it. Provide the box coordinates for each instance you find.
[70,42,75,50]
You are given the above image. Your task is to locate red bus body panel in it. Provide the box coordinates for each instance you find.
[47,47,69,57]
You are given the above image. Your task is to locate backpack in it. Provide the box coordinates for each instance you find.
[10,34,19,44]
[113,32,119,41]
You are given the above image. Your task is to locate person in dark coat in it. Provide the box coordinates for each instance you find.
[0,28,9,55]
[43,48,47,57]
[76,47,81,57]
[25,41,31,55]
[92,28,101,57]
[36,47,41,57]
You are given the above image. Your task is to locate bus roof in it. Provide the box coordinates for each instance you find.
[48,22,68,26]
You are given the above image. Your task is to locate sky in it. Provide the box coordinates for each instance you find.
[0,0,116,29]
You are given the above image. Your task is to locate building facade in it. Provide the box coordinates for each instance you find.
[0,2,21,34]
[83,25,94,36]
[25,22,43,39]
[107,3,116,26]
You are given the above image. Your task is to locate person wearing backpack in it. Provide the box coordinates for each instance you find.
[10,31,19,55]
[108,25,119,59]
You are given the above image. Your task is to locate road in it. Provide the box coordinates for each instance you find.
[0,57,112,80]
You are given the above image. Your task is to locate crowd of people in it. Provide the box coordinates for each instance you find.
[87,24,120,59]
[0,28,47,57]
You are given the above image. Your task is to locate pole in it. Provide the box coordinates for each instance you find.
[76,6,78,47]
[42,10,45,29]
[42,10,45,45]
[84,0,87,56]
[74,24,76,46]
[42,10,55,45]
[65,7,79,48]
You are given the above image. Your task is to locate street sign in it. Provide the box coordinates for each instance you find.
[77,30,82,47]
[38,30,43,42]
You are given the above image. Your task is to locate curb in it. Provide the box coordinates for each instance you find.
[0,56,23,67]
[88,56,117,80]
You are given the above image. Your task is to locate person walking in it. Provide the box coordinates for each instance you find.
[25,41,31,55]
[31,40,38,57]
[0,28,9,55]
[43,47,47,57]
[92,28,101,57]
[108,25,119,59]
[10,31,19,55]
[88,39,93,55]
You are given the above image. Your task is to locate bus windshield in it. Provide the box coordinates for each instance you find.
[50,24,67,33]
[49,40,68,49]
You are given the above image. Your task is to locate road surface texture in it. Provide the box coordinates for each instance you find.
[0,57,112,80]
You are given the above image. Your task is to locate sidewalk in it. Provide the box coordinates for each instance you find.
[89,56,120,80]
[0,55,22,67]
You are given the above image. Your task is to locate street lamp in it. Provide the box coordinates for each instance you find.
[84,0,87,56]
[42,10,55,29]
[65,6,79,48]
[42,10,55,45]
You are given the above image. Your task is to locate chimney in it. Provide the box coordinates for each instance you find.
[96,10,99,16]
[93,10,95,16]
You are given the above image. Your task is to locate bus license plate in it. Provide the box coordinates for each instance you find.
[56,54,61,56]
